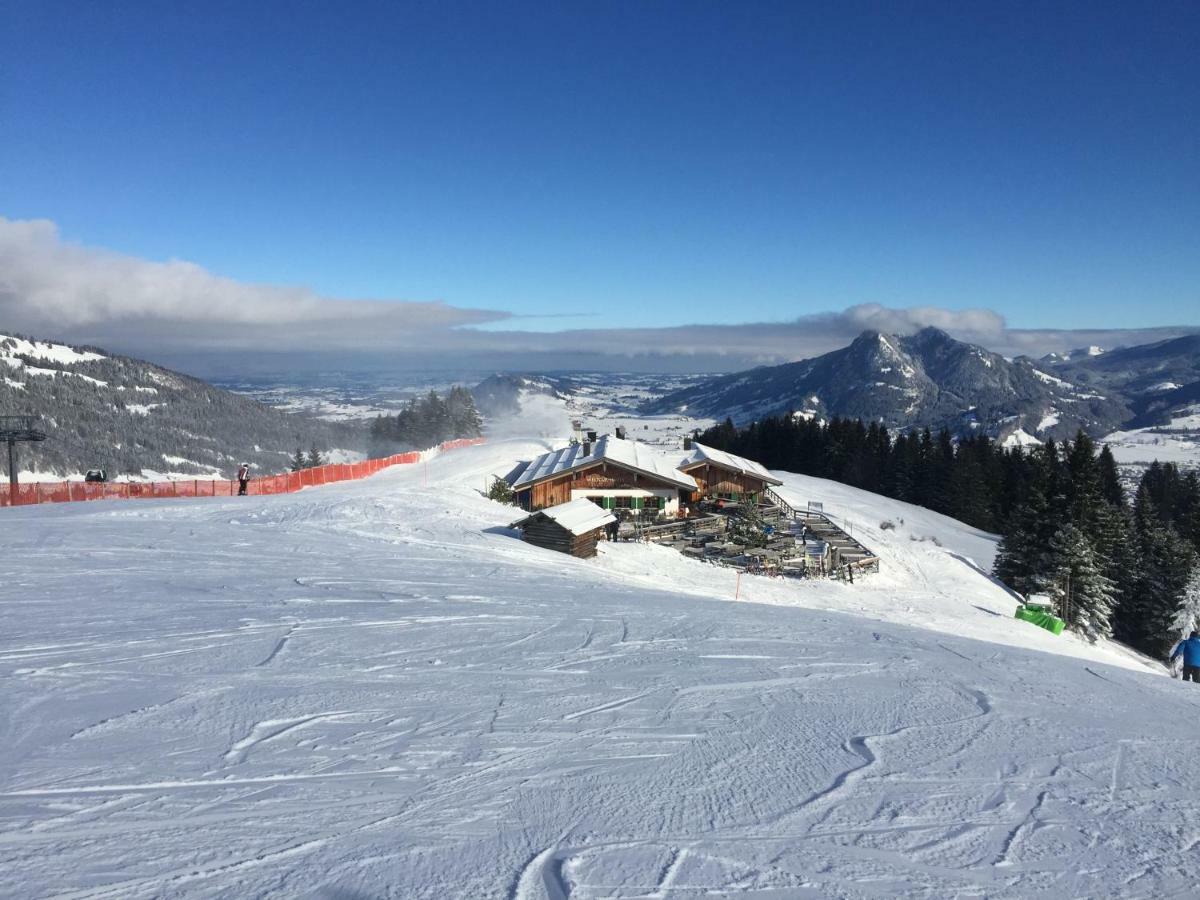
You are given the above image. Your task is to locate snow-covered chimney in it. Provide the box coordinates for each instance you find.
[683,437,693,451]
[615,425,627,440]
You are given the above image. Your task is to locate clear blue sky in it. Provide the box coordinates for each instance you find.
[3,0,1198,331]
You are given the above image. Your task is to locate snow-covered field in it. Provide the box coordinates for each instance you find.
[4,438,1200,899]
[1102,403,1200,469]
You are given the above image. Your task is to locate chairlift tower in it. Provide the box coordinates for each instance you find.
[0,415,47,505]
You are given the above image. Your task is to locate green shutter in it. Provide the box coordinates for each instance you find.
[631,496,643,510]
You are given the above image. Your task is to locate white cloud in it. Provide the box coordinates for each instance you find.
[0,217,507,346]
[2,216,1194,372]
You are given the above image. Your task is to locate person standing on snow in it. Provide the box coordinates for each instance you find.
[1170,631,1200,682]
[237,463,250,496]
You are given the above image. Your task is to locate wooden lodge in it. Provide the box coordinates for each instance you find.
[502,431,880,577]
[677,441,783,507]
[509,498,617,558]
[507,434,698,516]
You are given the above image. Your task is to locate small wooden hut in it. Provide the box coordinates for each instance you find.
[509,498,617,559]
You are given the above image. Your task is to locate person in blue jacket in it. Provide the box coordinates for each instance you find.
[1170,631,1200,682]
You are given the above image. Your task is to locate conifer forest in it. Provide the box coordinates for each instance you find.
[697,414,1200,657]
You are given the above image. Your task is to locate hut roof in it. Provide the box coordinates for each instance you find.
[679,442,783,485]
[511,435,698,492]
[510,498,617,536]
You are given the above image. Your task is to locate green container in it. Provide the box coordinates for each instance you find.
[1015,605,1065,635]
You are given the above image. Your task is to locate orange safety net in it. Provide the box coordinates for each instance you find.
[0,438,486,508]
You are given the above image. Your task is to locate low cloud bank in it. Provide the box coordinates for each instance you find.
[2,217,1194,375]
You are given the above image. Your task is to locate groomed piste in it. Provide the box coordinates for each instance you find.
[3,436,1200,899]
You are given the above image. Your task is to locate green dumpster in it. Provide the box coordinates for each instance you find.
[1014,604,1065,635]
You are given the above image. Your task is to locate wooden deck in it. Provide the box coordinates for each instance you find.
[638,495,880,580]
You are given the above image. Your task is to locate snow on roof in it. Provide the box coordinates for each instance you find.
[511,498,617,536]
[511,434,698,491]
[679,442,782,485]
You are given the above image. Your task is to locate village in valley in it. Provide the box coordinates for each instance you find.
[504,420,879,579]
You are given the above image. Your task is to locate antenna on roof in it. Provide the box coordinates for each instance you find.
[0,415,48,505]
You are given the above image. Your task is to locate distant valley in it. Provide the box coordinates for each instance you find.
[0,333,364,480]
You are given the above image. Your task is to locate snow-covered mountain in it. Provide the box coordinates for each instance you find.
[0,332,364,480]
[645,327,1132,442]
[4,437,1197,897]
[471,372,566,417]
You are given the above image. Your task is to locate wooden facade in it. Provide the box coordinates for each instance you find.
[516,461,684,512]
[515,516,606,558]
[680,461,773,502]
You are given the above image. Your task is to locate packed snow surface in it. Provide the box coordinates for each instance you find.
[3,439,1200,899]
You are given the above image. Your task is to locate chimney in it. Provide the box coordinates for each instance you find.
[582,440,592,456]
[615,425,627,440]
[586,430,597,442]
[571,419,583,443]
[683,437,693,451]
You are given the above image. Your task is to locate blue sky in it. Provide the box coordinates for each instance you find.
[2,1,1198,348]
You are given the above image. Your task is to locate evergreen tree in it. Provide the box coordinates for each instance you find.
[1170,565,1200,644]
[289,447,307,472]
[994,493,1050,595]
[486,476,515,505]
[1036,523,1116,640]
[727,501,769,548]
[1120,518,1198,658]
[307,444,325,468]
[1098,444,1124,506]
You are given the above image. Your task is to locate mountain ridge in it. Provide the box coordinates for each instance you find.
[645,326,1200,443]
[0,331,364,480]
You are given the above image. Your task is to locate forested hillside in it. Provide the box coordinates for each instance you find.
[696,413,1200,656]
[1,333,364,480]
[367,387,482,457]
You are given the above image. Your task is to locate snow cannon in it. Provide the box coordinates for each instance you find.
[1015,596,1065,636]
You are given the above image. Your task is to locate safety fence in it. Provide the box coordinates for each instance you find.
[1,438,485,508]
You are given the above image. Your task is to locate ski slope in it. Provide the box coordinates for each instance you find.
[3,438,1200,899]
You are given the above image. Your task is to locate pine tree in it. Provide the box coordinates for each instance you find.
[1098,444,1124,506]
[486,476,515,505]
[1121,518,1199,658]
[727,501,769,548]
[289,447,307,472]
[993,453,1055,596]
[307,444,325,468]
[1036,523,1116,640]
[1170,565,1200,643]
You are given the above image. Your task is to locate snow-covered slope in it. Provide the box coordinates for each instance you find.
[3,440,1199,898]
[0,332,364,480]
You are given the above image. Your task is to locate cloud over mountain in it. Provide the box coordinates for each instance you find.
[2,217,1194,374]
[0,217,508,350]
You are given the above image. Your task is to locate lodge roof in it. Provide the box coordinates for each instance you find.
[510,434,698,492]
[510,498,617,536]
[679,442,783,485]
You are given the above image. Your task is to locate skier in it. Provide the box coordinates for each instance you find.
[1169,631,1200,682]
[237,463,250,496]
